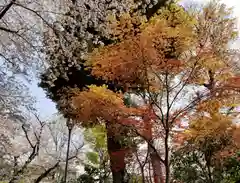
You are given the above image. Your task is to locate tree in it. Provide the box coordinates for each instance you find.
[0,113,84,183]
[70,1,240,183]
[78,125,111,183]
[40,0,169,182]
[0,0,76,123]
[78,3,194,182]
[39,0,240,183]
[171,101,240,183]
[0,0,69,125]
[171,2,240,182]
[40,0,170,111]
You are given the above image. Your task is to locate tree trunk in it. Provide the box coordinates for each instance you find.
[106,123,126,183]
[143,114,165,183]
[164,132,169,183]
[149,145,165,183]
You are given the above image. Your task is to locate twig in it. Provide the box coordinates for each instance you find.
[0,0,16,20]
[0,26,18,33]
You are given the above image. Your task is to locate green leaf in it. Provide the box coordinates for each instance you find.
[86,151,99,165]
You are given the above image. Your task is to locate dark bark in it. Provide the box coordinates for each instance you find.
[140,166,146,183]
[13,156,18,175]
[165,71,170,183]
[203,69,215,90]
[0,26,17,33]
[8,117,44,183]
[136,151,146,183]
[164,131,170,183]
[9,125,43,183]
[63,121,74,183]
[34,161,60,183]
[205,152,213,183]
[0,0,16,20]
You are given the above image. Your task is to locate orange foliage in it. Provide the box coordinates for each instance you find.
[179,96,240,161]
[119,106,157,140]
[108,13,146,41]
[120,116,154,140]
[71,85,158,129]
[217,125,240,159]
[71,85,140,126]
[224,76,240,89]
[86,16,190,90]
[87,35,159,90]
[232,125,240,147]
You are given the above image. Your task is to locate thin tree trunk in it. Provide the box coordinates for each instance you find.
[135,150,146,183]
[34,161,60,183]
[207,164,213,183]
[149,145,165,183]
[205,153,213,183]
[148,162,154,183]
[143,114,164,183]
[164,131,169,183]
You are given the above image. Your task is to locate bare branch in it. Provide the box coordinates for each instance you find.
[34,161,60,183]
[0,0,16,20]
[13,2,69,44]
[0,52,15,65]
[0,26,18,33]
[132,128,165,164]
[21,124,34,148]
[9,119,45,183]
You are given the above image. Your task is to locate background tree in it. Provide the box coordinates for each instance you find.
[0,113,84,183]
[77,125,111,183]
[0,0,72,122]
[171,101,240,183]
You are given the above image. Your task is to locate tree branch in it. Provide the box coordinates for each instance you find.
[13,2,69,44]
[0,26,18,33]
[34,161,60,183]
[0,0,16,20]
[9,118,44,183]
[22,124,34,148]
[133,128,165,164]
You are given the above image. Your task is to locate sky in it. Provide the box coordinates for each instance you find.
[31,0,240,120]
[29,79,57,120]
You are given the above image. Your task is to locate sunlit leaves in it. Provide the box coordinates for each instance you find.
[71,85,141,126]
[54,1,240,182]
[71,85,124,125]
[87,5,195,91]
[108,12,146,41]
[84,124,107,149]
[187,114,233,144]
[186,0,238,86]
[86,151,99,165]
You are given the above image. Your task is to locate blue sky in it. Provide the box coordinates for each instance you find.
[30,79,57,120]
[31,0,240,120]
